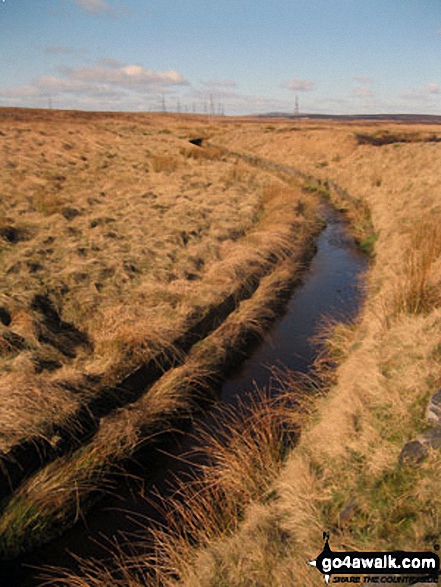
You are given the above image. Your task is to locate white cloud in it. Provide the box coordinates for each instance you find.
[285,79,315,92]
[0,59,189,111]
[60,62,189,88]
[0,85,40,98]
[35,75,91,93]
[401,82,441,100]
[401,92,427,101]
[424,82,441,95]
[98,58,123,68]
[187,85,304,115]
[353,85,374,98]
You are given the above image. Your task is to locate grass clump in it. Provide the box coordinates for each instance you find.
[391,217,441,316]
[359,231,379,256]
[302,179,330,199]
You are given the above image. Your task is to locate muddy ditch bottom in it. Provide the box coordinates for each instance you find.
[0,206,367,586]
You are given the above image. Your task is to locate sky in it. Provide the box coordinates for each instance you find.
[1,0,441,115]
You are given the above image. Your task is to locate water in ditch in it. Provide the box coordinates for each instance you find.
[1,205,367,586]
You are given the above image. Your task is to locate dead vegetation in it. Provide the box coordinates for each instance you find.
[4,113,441,587]
[0,109,321,562]
[1,109,302,456]
[154,117,440,586]
[60,117,438,587]
[41,379,318,587]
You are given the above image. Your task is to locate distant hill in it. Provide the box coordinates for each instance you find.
[258,112,441,124]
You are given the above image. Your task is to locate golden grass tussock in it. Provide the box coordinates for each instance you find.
[0,358,210,559]
[179,145,223,162]
[151,154,180,173]
[389,216,441,317]
[0,373,79,450]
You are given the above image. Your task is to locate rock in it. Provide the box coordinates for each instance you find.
[426,389,441,426]
[418,428,441,450]
[61,206,81,221]
[398,440,428,465]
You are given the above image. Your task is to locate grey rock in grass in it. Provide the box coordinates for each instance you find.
[398,440,428,465]
[426,389,441,426]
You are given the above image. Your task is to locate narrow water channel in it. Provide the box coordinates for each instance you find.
[1,205,367,586]
[222,206,367,403]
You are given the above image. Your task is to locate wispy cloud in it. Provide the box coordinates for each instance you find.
[284,79,315,92]
[59,62,189,89]
[401,82,441,100]
[0,59,189,110]
[353,85,374,98]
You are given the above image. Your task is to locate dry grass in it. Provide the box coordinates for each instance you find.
[0,110,317,455]
[390,217,441,316]
[5,114,441,587]
[0,207,318,559]
[67,117,439,587]
[0,373,79,448]
[151,154,180,173]
[159,117,440,585]
[0,125,316,556]
[179,146,223,161]
[42,379,317,587]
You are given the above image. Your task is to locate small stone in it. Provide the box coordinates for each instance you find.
[398,440,428,465]
[426,389,441,426]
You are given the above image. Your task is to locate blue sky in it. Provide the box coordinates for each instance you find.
[1,0,441,115]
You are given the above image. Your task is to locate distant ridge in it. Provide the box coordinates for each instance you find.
[257,113,441,124]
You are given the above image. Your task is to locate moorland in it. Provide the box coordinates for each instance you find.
[0,108,440,586]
